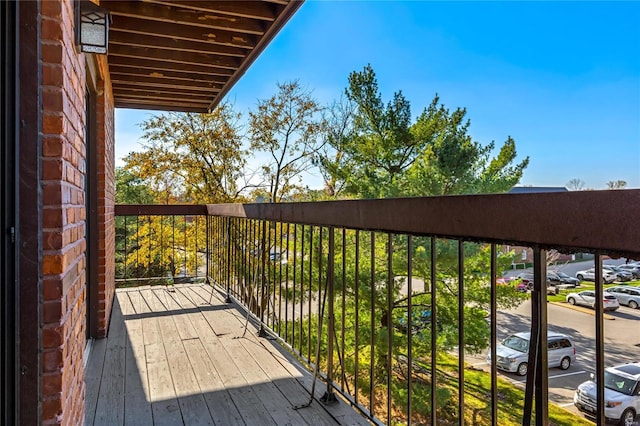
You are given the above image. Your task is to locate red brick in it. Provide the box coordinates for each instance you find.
[43,158,64,180]
[43,278,63,301]
[43,254,65,276]
[42,396,62,421]
[43,300,63,323]
[43,209,64,229]
[43,182,62,206]
[43,136,64,157]
[43,114,64,134]
[42,40,63,63]
[43,372,62,395]
[43,349,63,372]
[43,88,63,111]
[42,18,63,41]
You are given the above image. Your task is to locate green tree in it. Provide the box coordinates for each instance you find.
[248,80,325,202]
[123,102,248,204]
[115,167,155,204]
[318,65,529,198]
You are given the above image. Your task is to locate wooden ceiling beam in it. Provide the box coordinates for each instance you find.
[144,0,279,21]
[109,45,241,70]
[110,66,228,84]
[111,74,222,92]
[115,99,210,113]
[109,32,246,58]
[108,55,235,77]
[113,87,214,103]
[110,16,257,49]
[102,1,266,35]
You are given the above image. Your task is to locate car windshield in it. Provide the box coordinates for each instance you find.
[501,335,529,353]
[557,272,570,278]
[604,371,638,396]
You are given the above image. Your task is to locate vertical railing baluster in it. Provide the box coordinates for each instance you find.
[285,223,290,343]
[321,227,336,404]
[369,231,375,417]
[430,237,437,426]
[147,216,151,280]
[386,233,393,426]
[458,240,465,426]
[205,216,210,285]
[124,216,128,281]
[195,215,199,280]
[292,223,297,348]
[278,222,284,336]
[299,224,305,356]
[407,236,413,425]
[535,248,549,426]
[594,254,605,426]
[308,226,313,361]
[354,229,360,406]
[136,216,140,283]
[258,219,267,337]
[318,227,324,369]
[341,228,346,392]
[226,217,232,301]
[266,222,272,329]
[490,244,498,425]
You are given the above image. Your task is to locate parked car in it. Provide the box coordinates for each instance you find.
[497,276,516,285]
[606,286,640,309]
[574,362,640,426]
[616,264,640,279]
[603,265,634,282]
[547,271,580,287]
[575,268,617,284]
[488,331,576,376]
[515,274,558,295]
[566,290,620,311]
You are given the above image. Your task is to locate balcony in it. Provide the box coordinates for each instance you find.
[90,190,640,426]
[84,283,367,425]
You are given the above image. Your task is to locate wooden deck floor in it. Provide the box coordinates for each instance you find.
[85,284,369,426]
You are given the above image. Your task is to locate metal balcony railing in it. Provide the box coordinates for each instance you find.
[115,190,640,426]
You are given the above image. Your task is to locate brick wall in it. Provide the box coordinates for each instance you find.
[40,0,89,424]
[96,62,116,337]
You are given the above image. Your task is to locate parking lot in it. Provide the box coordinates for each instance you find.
[468,291,640,423]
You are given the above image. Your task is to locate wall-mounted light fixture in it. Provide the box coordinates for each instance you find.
[75,1,111,55]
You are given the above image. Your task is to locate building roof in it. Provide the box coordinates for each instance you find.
[103,0,303,112]
[508,186,569,194]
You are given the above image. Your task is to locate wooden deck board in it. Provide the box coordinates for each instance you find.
[93,298,126,425]
[85,284,368,426]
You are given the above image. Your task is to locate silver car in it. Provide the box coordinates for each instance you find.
[566,290,620,311]
[575,268,617,284]
[603,265,634,282]
[488,331,576,376]
[606,286,640,309]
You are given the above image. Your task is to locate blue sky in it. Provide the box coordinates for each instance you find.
[115,0,640,190]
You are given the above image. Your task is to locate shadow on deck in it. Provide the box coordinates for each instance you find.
[84,284,369,425]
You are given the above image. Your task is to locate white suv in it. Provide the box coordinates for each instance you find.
[574,362,640,426]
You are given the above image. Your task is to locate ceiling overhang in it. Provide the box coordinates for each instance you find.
[102,0,303,112]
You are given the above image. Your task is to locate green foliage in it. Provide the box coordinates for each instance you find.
[317,65,530,198]
[115,167,155,204]
[123,102,247,204]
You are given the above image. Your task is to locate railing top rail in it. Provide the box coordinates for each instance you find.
[204,190,640,258]
[115,204,208,216]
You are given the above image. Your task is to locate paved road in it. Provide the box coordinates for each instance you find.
[467,298,640,421]
[504,258,629,280]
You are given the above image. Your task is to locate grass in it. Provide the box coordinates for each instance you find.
[422,356,594,426]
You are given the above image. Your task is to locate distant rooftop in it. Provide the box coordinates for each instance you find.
[508,186,569,194]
